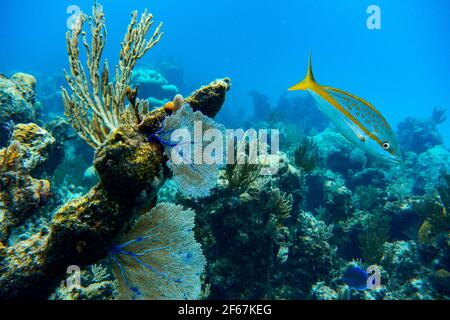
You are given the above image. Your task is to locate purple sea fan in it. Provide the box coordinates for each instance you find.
[109,202,206,300]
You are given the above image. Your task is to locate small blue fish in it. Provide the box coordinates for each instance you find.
[289,54,402,164]
[341,266,371,290]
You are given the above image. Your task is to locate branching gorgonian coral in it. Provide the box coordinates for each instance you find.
[294,136,318,173]
[62,3,163,148]
[225,140,262,194]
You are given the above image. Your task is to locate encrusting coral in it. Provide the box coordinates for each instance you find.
[0,124,53,243]
[0,73,38,146]
[9,123,56,173]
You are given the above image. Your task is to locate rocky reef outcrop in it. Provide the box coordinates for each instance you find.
[0,73,38,146]
[132,68,179,108]
[0,123,54,243]
[397,107,446,154]
[0,77,231,299]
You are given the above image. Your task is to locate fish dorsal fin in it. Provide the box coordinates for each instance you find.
[288,52,318,91]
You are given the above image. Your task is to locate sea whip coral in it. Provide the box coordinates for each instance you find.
[62,3,163,148]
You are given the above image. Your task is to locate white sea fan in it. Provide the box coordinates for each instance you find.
[162,104,225,199]
[110,202,206,300]
[167,162,220,199]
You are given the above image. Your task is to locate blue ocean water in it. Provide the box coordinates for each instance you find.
[1,0,449,143]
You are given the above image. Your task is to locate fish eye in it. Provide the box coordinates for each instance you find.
[382,142,391,150]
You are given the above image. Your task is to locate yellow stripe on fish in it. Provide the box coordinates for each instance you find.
[288,53,402,164]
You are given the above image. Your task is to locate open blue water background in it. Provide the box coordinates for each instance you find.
[1,0,448,143]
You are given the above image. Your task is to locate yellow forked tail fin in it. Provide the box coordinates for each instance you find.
[288,52,317,91]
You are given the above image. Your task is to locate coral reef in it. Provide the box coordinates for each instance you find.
[397,107,447,154]
[274,93,329,134]
[0,1,231,299]
[313,129,355,172]
[1,1,449,302]
[293,136,318,173]
[49,262,117,300]
[159,116,448,300]
[0,73,38,146]
[0,124,53,243]
[184,78,231,119]
[224,147,261,194]
[0,76,229,299]
[132,68,179,107]
[156,56,185,90]
[9,123,56,173]
[249,90,273,122]
[168,153,336,299]
[415,146,450,193]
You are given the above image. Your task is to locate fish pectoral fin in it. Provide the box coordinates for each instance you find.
[358,134,367,142]
[352,128,368,143]
[338,111,367,143]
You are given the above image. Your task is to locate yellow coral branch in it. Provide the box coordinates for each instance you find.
[62,3,163,149]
